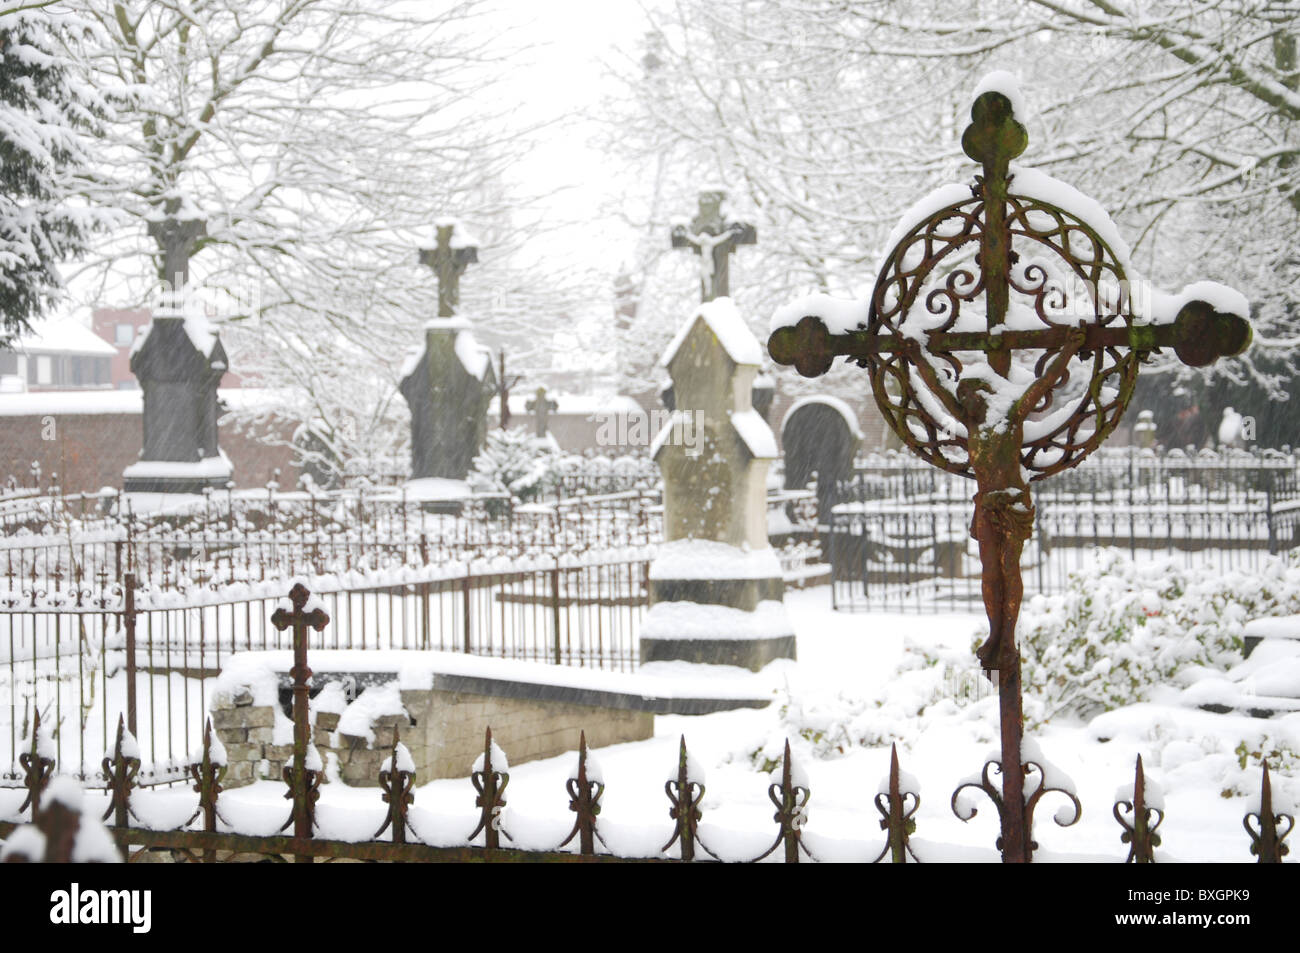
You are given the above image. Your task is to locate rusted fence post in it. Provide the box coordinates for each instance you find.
[120,571,138,738]
[270,583,329,863]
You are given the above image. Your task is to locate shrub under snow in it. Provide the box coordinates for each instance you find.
[1018,551,1300,721]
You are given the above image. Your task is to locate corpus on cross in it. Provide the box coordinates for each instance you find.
[671,189,756,302]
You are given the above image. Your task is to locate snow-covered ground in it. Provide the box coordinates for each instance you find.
[3,583,1292,862]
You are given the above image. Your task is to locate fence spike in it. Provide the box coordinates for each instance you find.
[101,714,141,828]
[560,731,604,856]
[662,734,704,862]
[469,727,510,849]
[187,718,227,862]
[1245,762,1294,863]
[374,726,416,844]
[17,708,54,821]
[1114,754,1162,863]
[873,743,920,863]
[755,739,811,863]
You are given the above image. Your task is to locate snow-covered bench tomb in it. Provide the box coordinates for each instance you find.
[209,650,771,786]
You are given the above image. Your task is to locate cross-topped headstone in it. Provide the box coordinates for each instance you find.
[418,221,479,317]
[671,190,756,302]
[126,200,230,494]
[271,582,329,851]
[768,76,1250,863]
[645,299,794,671]
[525,385,558,437]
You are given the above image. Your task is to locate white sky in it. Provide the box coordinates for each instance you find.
[494,0,658,271]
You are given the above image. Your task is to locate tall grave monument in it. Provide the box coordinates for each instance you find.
[124,206,232,493]
[399,221,496,492]
[662,191,774,421]
[643,288,796,669]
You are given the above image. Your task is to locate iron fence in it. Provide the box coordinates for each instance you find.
[0,551,655,786]
[1,692,1291,864]
[829,447,1300,611]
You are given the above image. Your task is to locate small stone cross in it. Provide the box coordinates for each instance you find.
[147,199,206,291]
[525,386,558,437]
[418,221,479,317]
[670,190,756,302]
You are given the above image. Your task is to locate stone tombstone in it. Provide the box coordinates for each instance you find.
[400,221,496,483]
[780,397,862,525]
[399,317,495,482]
[1134,409,1157,449]
[661,374,775,424]
[123,246,232,493]
[525,385,558,437]
[644,298,796,671]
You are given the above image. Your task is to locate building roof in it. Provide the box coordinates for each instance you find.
[7,318,118,357]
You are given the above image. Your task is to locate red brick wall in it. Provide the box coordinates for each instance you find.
[0,413,298,492]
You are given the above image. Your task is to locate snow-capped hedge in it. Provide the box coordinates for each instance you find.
[1018,551,1300,721]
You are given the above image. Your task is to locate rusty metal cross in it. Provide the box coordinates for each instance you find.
[418,221,479,317]
[270,582,329,855]
[525,385,558,437]
[768,82,1250,863]
[671,189,756,302]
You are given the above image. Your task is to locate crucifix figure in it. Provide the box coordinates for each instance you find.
[768,78,1250,863]
[418,221,479,317]
[671,190,756,302]
[525,385,558,437]
[147,198,206,292]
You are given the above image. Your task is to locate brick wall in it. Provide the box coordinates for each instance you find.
[0,412,298,491]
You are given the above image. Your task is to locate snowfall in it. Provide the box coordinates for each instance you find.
[3,576,1295,863]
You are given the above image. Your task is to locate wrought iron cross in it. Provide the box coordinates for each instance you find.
[270,582,329,853]
[671,190,756,302]
[418,221,479,317]
[768,82,1250,863]
[525,386,558,437]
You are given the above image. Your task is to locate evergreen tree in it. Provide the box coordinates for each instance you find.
[0,9,96,343]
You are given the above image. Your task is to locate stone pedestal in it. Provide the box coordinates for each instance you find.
[644,298,796,671]
[399,318,495,483]
[123,306,231,493]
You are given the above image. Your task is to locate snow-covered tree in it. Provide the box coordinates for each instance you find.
[607,0,1300,416]
[62,1,592,481]
[0,7,99,344]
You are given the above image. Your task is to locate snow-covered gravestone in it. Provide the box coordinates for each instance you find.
[123,212,232,493]
[644,298,796,671]
[399,221,496,490]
